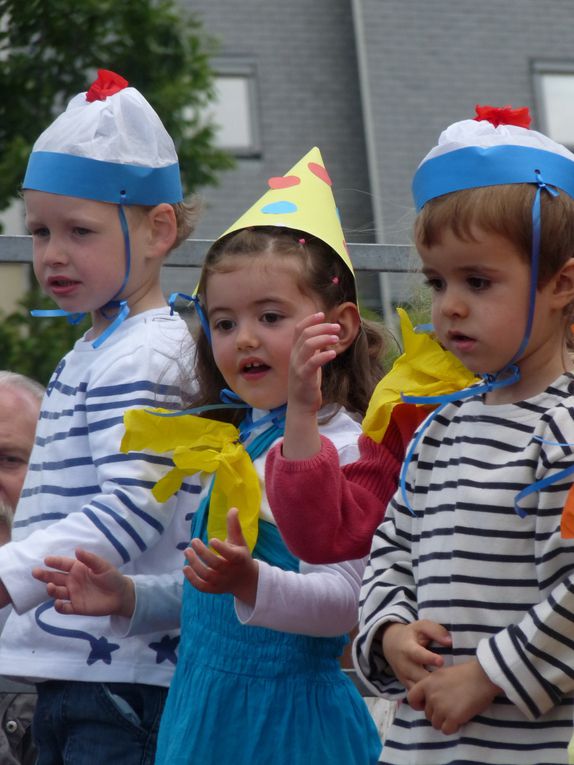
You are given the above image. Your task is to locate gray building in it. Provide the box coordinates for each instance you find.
[174,0,574,319]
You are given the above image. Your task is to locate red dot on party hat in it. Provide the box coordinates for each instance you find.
[268,175,301,189]
[308,162,332,186]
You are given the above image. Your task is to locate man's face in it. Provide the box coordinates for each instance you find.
[0,387,40,512]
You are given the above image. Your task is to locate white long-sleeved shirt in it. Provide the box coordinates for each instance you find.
[354,373,574,764]
[0,308,201,687]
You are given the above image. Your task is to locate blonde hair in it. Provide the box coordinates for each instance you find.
[131,195,203,252]
[171,197,203,250]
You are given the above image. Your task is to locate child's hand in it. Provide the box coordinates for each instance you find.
[288,312,341,416]
[382,620,452,689]
[32,548,135,618]
[282,312,341,461]
[407,658,500,734]
[184,508,259,606]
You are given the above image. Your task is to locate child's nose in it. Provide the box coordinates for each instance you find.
[440,288,468,318]
[42,237,68,266]
[236,322,260,350]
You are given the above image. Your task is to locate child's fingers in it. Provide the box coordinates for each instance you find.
[74,548,111,574]
[294,312,327,337]
[407,681,426,711]
[416,620,452,646]
[294,317,340,351]
[183,563,206,590]
[411,644,445,669]
[301,348,337,373]
[53,598,78,615]
[41,555,75,572]
[185,539,228,578]
[46,582,71,600]
[31,567,68,586]
[224,508,248,549]
[299,332,340,358]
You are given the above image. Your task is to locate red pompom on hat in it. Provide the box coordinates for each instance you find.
[23,67,182,205]
[86,69,129,102]
[474,104,531,129]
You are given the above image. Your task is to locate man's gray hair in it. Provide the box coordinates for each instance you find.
[0,371,44,401]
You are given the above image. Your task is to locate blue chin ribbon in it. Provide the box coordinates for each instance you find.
[31,200,132,349]
[399,171,559,516]
[168,291,211,344]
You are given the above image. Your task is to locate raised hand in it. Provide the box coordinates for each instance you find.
[382,619,452,690]
[184,507,259,605]
[288,312,340,416]
[282,312,340,460]
[32,548,135,618]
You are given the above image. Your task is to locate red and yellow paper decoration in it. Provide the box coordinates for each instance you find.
[218,146,354,280]
[362,308,479,443]
[120,409,262,551]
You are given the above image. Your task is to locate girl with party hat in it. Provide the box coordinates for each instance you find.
[35,147,390,764]
[272,107,574,764]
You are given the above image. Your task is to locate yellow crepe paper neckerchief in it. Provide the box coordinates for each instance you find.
[120,409,262,552]
[362,307,479,443]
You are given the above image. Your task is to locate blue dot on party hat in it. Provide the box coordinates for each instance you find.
[261,201,298,215]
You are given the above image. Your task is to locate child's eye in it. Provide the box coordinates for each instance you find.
[29,226,49,239]
[261,312,283,324]
[467,276,490,290]
[423,277,444,292]
[213,318,235,332]
[73,227,92,237]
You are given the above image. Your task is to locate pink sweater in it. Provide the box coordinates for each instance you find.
[266,406,426,563]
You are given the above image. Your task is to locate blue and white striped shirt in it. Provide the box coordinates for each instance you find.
[354,373,574,764]
[0,307,201,686]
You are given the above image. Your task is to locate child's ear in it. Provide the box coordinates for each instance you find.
[551,257,574,309]
[327,302,361,354]
[147,203,178,257]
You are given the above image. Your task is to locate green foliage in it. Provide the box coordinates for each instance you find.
[0,280,88,385]
[0,0,234,214]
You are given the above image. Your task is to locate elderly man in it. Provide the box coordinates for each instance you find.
[0,372,43,765]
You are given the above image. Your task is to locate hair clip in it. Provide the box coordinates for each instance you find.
[298,238,306,244]
[332,276,339,285]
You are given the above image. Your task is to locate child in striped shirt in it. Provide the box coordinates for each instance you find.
[0,70,200,764]
[273,106,574,764]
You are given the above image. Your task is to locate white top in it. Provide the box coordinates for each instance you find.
[354,373,574,764]
[115,406,366,639]
[0,308,200,687]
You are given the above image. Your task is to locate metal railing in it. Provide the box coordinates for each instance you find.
[0,235,416,273]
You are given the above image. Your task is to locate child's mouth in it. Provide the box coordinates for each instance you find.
[48,277,80,295]
[241,361,271,377]
[450,332,475,351]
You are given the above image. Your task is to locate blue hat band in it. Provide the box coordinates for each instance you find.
[23,151,183,205]
[412,145,574,210]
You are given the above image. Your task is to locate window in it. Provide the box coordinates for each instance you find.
[533,61,574,149]
[207,60,260,156]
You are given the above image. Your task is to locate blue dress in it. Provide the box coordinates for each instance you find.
[155,420,381,765]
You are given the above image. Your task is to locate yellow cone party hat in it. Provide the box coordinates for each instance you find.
[218,146,354,279]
